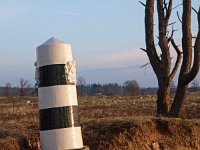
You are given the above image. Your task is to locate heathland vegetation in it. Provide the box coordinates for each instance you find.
[0,92,200,149]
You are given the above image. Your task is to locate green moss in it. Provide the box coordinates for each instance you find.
[154,117,193,127]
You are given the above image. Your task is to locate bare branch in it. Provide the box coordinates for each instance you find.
[198,7,200,24]
[145,0,162,78]
[165,0,172,22]
[171,38,182,55]
[185,31,200,84]
[168,21,176,27]
[163,0,168,13]
[140,55,162,69]
[140,48,147,53]
[169,38,182,81]
[192,7,198,14]
[168,26,177,43]
[180,0,193,85]
[139,1,146,8]
[157,0,165,22]
[172,3,182,10]
[177,11,182,23]
[140,62,149,68]
[166,30,169,37]
[185,7,200,84]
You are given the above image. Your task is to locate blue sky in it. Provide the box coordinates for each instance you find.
[0,0,200,87]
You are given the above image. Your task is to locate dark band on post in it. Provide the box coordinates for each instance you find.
[38,64,75,87]
[39,105,80,131]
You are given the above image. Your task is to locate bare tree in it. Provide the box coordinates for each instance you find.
[4,82,12,98]
[77,76,87,96]
[19,78,31,97]
[141,0,200,117]
[124,80,140,96]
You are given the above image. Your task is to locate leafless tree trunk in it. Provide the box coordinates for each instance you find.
[141,0,200,117]
[19,78,31,97]
[124,80,140,96]
[4,82,12,98]
[169,1,200,117]
[77,76,87,96]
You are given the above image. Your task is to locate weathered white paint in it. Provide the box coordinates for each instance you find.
[37,37,72,67]
[64,61,77,84]
[40,127,83,150]
[34,62,39,86]
[38,85,78,109]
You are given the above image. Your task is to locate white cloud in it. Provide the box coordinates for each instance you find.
[77,49,149,70]
[76,44,186,72]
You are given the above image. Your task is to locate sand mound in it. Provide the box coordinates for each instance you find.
[82,118,200,150]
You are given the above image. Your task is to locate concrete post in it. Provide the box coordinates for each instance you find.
[36,37,83,150]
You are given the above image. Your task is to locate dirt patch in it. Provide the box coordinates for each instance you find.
[1,118,200,150]
[0,129,29,150]
[0,137,20,150]
[82,118,200,150]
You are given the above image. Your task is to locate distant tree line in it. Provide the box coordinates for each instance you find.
[76,77,158,96]
[76,76,141,96]
[0,78,37,97]
[76,77,200,96]
[0,77,199,98]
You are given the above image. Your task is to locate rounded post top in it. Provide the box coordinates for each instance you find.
[36,37,73,67]
[39,37,68,46]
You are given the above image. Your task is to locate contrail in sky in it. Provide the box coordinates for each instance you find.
[50,9,79,16]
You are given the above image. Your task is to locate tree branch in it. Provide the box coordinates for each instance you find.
[145,0,162,77]
[168,21,176,27]
[169,38,182,81]
[165,0,172,23]
[177,11,182,23]
[140,55,162,68]
[163,0,168,14]
[172,3,182,10]
[140,62,149,68]
[176,0,193,86]
[139,1,146,8]
[140,48,147,53]
[184,8,200,85]
[198,7,200,25]
[168,26,177,43]
[157,0,165,23]
[192,7,198,14]
[157,0,171,79]
[185,33,200,84]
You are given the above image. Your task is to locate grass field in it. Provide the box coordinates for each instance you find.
[0,92,200,149]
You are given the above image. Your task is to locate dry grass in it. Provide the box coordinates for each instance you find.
[0,97,39,149]
[0,92,199,149]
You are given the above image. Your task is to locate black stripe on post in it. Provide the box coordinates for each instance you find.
[39,105,80,131]
[39,64,74,87]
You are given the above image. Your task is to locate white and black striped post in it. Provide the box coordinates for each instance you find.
[36,37,83,150]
